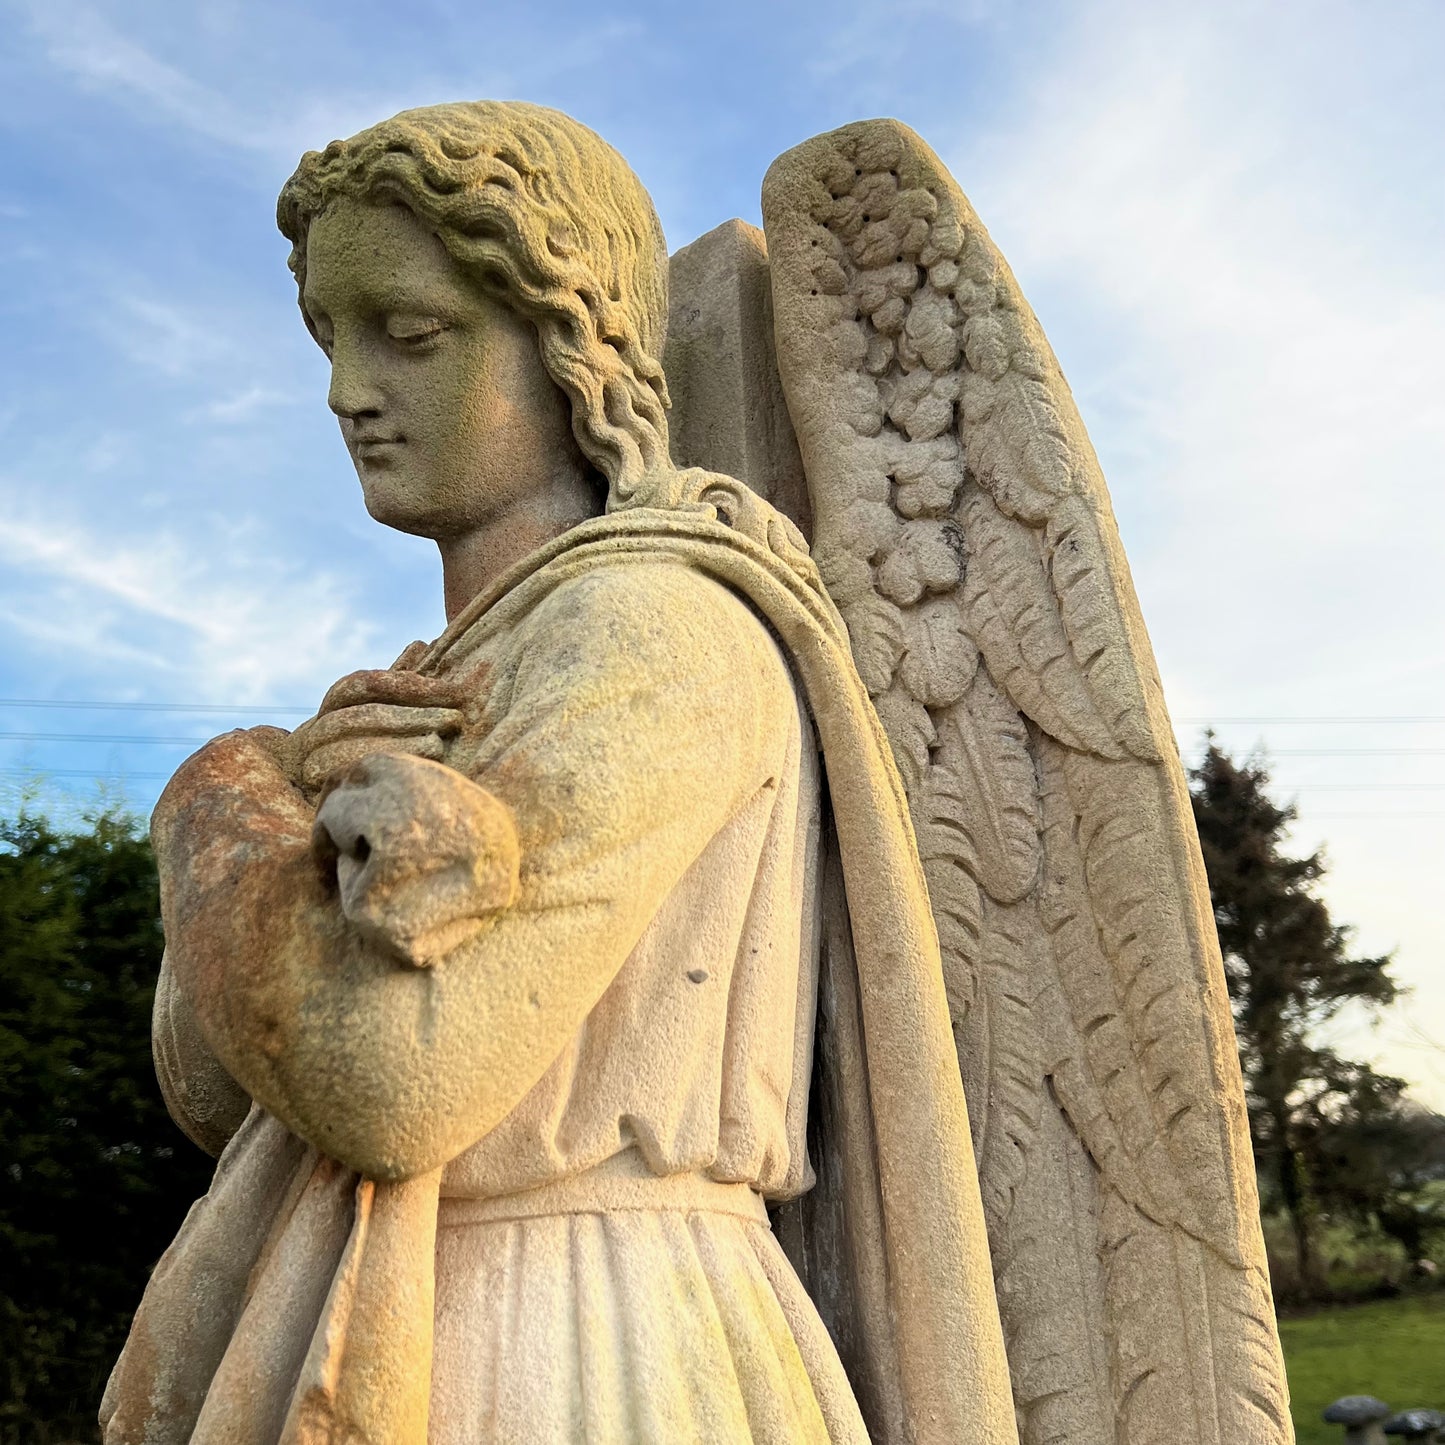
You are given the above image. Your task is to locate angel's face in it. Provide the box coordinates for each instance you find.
[301,196,580,540]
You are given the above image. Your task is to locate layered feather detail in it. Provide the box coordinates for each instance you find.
[762,117,1292,1444]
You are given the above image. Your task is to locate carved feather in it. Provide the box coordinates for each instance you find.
[898,595,977,707]
[998,1083,1114,1445]
[869,679,933,797]
[762,117,1291,1444]
[961,485,1122,757]
[929,665,1040,905]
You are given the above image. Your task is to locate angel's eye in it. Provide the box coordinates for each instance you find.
[387,316,447,347]
[306,311,334,356]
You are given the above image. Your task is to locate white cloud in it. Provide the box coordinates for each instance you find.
[106,293,234,377]
[942,0,1445,1104]
[804,0,1003,83]
[194,384,294,424]
[16,0,647,172]
[18,0,274,152]
[0,494,380,703]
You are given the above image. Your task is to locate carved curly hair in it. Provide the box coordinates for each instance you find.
[277,101,672,502]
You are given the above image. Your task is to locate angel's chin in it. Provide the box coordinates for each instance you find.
[358,473,447,540]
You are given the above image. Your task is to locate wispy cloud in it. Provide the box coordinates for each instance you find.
[0,494,380,702]
[950,0,1445,705]
[19,0,266,151]
[803,0,1002,83]
[16,0,648,170]
[942,0,1445,1101]
[193,384,294,424]
[106,293,235,377]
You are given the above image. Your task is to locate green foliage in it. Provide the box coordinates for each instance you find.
[1280,1293,1445,1445]
[1263,1198,1444,1302]
[0,807,214,1444]
[1189,741,1441,1298]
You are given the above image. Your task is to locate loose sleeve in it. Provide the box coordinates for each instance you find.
[155,559,800,1179]
[152,950,252,1156]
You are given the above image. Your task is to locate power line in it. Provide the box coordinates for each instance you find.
[0,768,171,781]
[7,729,1445,758]
[2,699,1442,727]
[0,732,214,745]
[0,699,312,715]
[1284,784,1445,791]
[2,699,1443,723]
[1263,748,1445,757]
[2,767,1441,792]
[1176,716,1445,725]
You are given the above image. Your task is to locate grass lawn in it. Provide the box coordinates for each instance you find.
[1281,1293,1445,1444]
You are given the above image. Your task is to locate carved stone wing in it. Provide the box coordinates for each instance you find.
[750,120,1292,1445]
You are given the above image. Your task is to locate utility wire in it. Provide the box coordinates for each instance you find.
[3,700,1444,724]
[0,699,312,715]
[0,732,218,744]
[0,768,172,781]
[1176,716,1445,725]
[1253,749,1445,757]
[8,730,1445,757]
[3,766,1442,790]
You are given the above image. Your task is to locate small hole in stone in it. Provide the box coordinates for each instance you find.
[353,834,372,862]
[862,214,870,222]
[810,288,818,296]
[854,168,862,176]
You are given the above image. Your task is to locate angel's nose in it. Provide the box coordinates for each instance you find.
[327,336,385,420]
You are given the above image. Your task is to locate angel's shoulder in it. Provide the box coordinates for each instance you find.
[523,555,786,681]
[494,555,801,776]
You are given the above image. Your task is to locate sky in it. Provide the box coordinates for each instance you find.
[1,0,1442,1104]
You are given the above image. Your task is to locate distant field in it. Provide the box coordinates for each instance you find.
[1280,1293,1445,1445]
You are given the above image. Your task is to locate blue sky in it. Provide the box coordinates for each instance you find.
[2,0,1443,1104]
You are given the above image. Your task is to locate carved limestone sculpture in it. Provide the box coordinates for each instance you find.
[103,102,1293,1444]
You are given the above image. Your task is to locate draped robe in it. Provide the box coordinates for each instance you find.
[102,504,1017,1445]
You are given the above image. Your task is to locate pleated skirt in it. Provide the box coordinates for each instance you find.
[429,1187,869,1444]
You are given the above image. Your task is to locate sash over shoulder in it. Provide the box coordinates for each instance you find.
[102,495,1017,1445]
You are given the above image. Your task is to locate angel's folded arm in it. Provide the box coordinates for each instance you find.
[153,561,795,1180]
[152,949,252,1156]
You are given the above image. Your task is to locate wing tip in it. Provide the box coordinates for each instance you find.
[764,118,948,212]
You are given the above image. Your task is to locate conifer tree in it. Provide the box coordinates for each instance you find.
[1189,741,1399,1290]
[0,807,214,1442]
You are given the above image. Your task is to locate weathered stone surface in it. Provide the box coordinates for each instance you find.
[1324,1396,1392,1445]
[103,101,1289,1445]
[1383,1409,1445,1441]
[762,118,1292,1444]
[666,219,812,537]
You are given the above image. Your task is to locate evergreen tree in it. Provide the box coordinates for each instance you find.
[1189,741,1400,1292]
[0,807,214,1444]
[1302,1073,1445,1265]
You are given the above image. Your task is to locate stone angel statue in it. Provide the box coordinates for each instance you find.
[103,102,1292,1445]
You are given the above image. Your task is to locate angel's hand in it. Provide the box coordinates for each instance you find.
[280,670,470,792]
[311,752,520,969]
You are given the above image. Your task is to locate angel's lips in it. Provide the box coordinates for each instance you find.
[354,435,404,464]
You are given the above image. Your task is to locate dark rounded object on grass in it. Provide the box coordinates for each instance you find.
[1383,1409,1445,1439]
[1325,1398,1391,1425]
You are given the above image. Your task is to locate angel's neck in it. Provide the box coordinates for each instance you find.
[437,473,600,622]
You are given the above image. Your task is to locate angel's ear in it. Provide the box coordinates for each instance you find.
[663,218,813,541]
